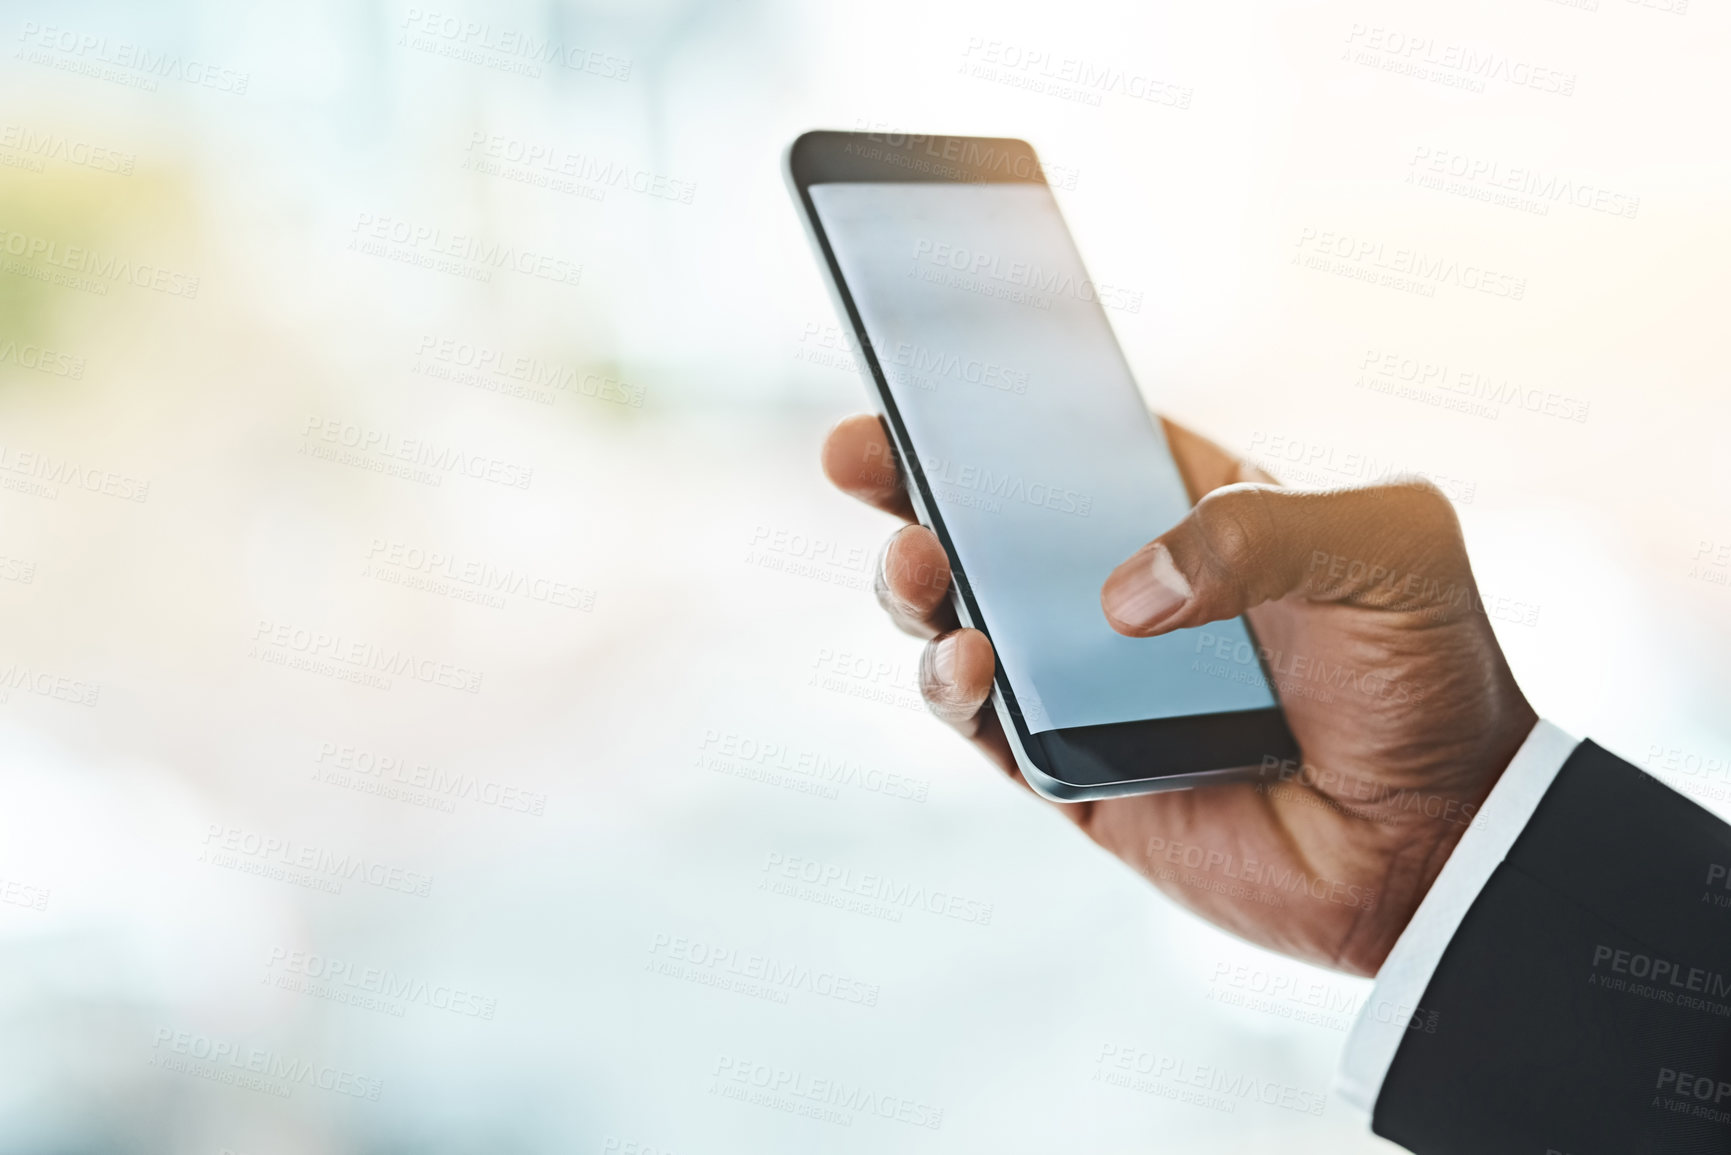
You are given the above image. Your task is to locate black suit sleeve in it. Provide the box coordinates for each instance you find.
[1373,741,1731,1155]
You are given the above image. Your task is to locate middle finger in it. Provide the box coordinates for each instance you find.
[874,524,958,638]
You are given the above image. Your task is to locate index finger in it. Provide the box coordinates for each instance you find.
[820,414,915,521]
[822,411,1276,522]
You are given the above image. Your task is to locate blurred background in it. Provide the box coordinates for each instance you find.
[0,0,1727,1151]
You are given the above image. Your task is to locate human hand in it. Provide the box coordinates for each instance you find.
[820,413,1536,976]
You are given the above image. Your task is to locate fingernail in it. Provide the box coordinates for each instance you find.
[1102,544,1192,630]
[929,634,959,687]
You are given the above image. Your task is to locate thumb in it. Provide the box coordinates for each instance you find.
[1100,479,1465,637]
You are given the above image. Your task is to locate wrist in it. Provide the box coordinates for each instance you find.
[1336,718,1575,1112]
[1344,707,1539,974]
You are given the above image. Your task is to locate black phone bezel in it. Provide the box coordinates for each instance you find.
[787,130,1299,797]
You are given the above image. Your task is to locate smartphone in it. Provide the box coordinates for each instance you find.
[785,130,1297,800]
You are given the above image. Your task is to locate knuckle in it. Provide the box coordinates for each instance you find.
[918,677,959,719]
[1380,476,1462,536]
[1192,485,1276,575]
[922,688,969,723]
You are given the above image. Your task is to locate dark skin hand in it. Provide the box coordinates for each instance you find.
[821,412,1537,977]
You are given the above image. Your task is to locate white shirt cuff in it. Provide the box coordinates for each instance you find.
[1334,718,1579,1114]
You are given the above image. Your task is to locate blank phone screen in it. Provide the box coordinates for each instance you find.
[810,180,1276,733]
